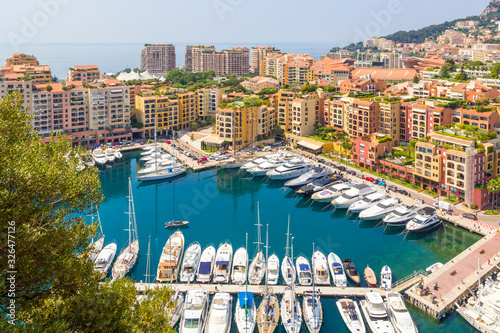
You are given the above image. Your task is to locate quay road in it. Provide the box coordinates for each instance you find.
[135,282,384,298]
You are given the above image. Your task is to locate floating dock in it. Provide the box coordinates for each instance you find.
[404,231,500,319]
[135,282,384,298]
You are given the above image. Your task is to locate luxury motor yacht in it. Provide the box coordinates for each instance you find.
[382,205,422,227]
[332,184,376,209]
[385,290,418,333]
[179,289,209,333]
[157,231,185,283]
[266,254,280,285]
[213,242,233,284]
[205,292,232,333]
[94,242,117,279]
[179,242,202,283]
[359,197,400,220]
[360,292,395,333]
[196,245,216,283]
[241,152,282,170]
[231,247,248,285]
[296,256,312,286]
[312,251,330,286]
[295,176,340,196]
[284,167,330,187]
[405,207,441,233]
[327,252,347,287]
[337,298,366,333]
[266,159,312,180]
[348,192,386,213]
[92,148,107,165]
[248,159,287,176]
[311,183,352,203]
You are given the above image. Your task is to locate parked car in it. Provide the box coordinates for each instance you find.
[375,178,384,184]
[337,166,346,172]
[356,173,365,179]
[365,177,375,182]
[398,189,409,196]
[346,170,356,175]
[378,182,387,187]
[192,156,198,160]
[462,213,478,220]
[388,185,398,192]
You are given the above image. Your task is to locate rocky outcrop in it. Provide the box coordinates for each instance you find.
[482,0,500,17]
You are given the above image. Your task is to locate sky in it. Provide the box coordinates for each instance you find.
[0,0,491,46]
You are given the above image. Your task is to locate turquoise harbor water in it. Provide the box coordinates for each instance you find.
[96,152,480,332]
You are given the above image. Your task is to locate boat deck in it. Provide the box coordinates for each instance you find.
[135,282,383,298]
[404,231,500,319]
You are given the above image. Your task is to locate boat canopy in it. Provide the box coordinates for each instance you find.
[199,262,211,274]
[216,260,229,266]
[332,262,342,268]
[238,292,254,307]
[299,264,310,271]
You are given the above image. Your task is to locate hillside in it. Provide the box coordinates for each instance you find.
[482,0,500,16]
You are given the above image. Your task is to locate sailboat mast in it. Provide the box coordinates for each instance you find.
[145,235,151,293]
[154,111,158,172]
[256,202,262,253]
[285,215,290,258]
[291,235,295,325]
[128,178,132,248]
[130,179,138,242]
[265,224,269,293]
[245,232,248,333]
[313,242,316,315]
[96,210,103,236]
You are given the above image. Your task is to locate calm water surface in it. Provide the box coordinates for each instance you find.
[96,152,479,332]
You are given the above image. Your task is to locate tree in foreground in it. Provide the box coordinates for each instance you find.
[487,177,500,213]
[0,92,175,332]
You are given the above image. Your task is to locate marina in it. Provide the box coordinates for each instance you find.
[94,151,487,332]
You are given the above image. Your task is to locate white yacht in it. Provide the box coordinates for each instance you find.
[382,205,422,227]
[241,152,281,170]
[360,292,395,333]
[385,290,418,333]
[248,251,266,285]
[104,148,116,162]
[140,147,162,156]
[205,292,232,333]
[213,242,233,284]
[248,159,287,176]
[197,245,216,283]
[284,167,330,187]
[337,298,366,333]
[143,155,174,165]
[92,148,107,165]
[281,287,302,333]
[312,251,330,286]
[235,291,257,333]
[380,265,392,290]
[348,192,386,213]
[359,197,400,220]
[406,207,441,233]
[138,163,172,175]
[456,282,500,333]
[114,150,123,160]
[231,247,248,285]
[94,243,117,279]
[138,166,186,181]
[282,256,296,286]
[311,183,352,203]
[303,291,323,333]
[296,256,312,286]
[266,159,312,180]
[157,231,185,283]
[170,290,184,327]
[332,184,377,209]
[327,252,347,287]
[266,253,280,285]
[179,242,202,283]
[180,289,209,333]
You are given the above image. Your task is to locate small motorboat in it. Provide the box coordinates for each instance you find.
[197,245,216,283]
[426,262,443,273]
[364,265,377,288]
[179,242,201,283]
[336,298,366,333]
[327,252,347,287]
[380,265,392,290]
[266,253,280,285]
[165,220,189,228]
[231,247,248,285]
[213,242,233,284]
[296,256,312,286]
[343,258,361,285]
[312,250,330,286]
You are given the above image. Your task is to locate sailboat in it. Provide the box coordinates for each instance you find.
[88,207,105,263]
[249,202,265,285]
[138,115,186,181]
[235,233,257,333]
[112,178,139,280]
[303,243,323,333]
[281,215,296,286]
[281,233,302,333]
[257,224,280,333]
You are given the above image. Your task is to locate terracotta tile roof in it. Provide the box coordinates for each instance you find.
[74,65,99,70]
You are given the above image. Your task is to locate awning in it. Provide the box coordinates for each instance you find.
[216,261,229,266]
[297,140,323,152]
[238,292,254,307]
[299,264,310,271]
[332,263,342,268]
[199,262,211,274]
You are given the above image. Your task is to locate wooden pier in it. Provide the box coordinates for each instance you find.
[404,231,500,319]
[135,282,384,298]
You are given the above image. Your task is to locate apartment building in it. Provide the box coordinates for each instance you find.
[353,133,395,167]
[135,92,180,137]
[307,57,353,84]
[323,99,346,131]
[379,101,401,144]
[177,91,197,129]
[6,53,39,67]
[348,99,379,138]
[9,65,52,84]
[187,45,216,73]
[67,65,101,83]
[276,90,296,131]
[140,44,176,76]
[187,46,249,76]
[291,96,324,137]
[451,108,499,131]
[240,76,279,91]
[407,104,451,140]
[262,53,315,85]
[251,46,275,75]
[338,78,387,94]
[215,104,276,148]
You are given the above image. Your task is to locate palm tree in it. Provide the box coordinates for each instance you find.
[487,177,500,213]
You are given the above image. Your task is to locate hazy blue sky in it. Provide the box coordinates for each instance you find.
[1,0,490,46]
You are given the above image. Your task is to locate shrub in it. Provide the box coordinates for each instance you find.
[471,204,478,209]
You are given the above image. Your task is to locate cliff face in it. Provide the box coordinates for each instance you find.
[482,0,500,17]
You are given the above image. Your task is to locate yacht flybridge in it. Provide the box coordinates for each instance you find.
[266,159,312,180]
[284,167,330,187]
[406,207,441,233]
